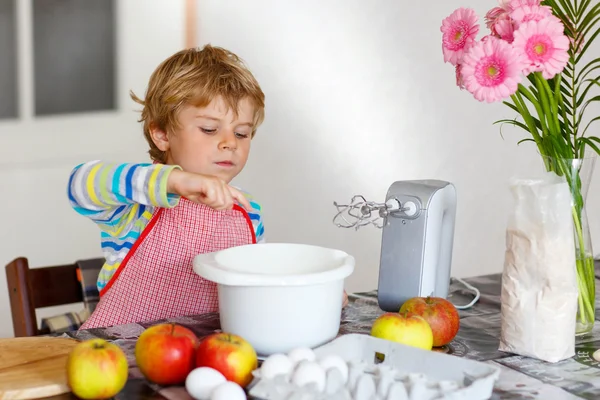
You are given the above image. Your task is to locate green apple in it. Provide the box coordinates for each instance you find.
[370,312,433,351]
[66,339,128,399]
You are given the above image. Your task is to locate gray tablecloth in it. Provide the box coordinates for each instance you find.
[54,273,600,399]
[342,274,600,400]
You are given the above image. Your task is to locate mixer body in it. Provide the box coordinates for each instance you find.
[377,180,457,312]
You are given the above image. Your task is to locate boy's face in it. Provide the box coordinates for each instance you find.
[151,96,255,183]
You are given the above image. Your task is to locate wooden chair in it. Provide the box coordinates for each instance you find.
[5,257,103,337]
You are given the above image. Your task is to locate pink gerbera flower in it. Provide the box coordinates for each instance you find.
[495,19,515,42]
[513,18,570,79]
[511,5,554,27]
[461,36,523,103]
[510,0,541,9]
[441,8,480,65]
[485,6,510,34]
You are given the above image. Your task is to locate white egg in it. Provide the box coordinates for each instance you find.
[287,347,316,366]
[291,360,326,392]
[317,354,349,383]
[185,367,226,400]
[210,381,246,400]
[260,353,294,379]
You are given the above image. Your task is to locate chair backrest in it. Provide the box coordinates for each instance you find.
[5,257,101,337]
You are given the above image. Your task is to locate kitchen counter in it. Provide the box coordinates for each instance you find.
[47,272,600,399]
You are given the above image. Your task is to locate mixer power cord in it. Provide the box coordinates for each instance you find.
[450,277,481,310]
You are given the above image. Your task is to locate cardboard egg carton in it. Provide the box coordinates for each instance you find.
[248,334,500,400]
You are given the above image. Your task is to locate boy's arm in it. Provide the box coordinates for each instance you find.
[68,160,181,237]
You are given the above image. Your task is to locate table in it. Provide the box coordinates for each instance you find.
[48,272,600,399]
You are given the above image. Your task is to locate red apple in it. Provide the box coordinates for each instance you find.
[400,296,460,347]
[67,339,128,399]
[196,332,258,388]
[135,323,199,385]
[371,312,433,350]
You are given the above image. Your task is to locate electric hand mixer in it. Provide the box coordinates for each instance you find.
[333,180,479,312]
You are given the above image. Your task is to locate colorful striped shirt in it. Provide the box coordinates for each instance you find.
[68,160,265,293]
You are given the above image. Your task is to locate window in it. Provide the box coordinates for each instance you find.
[33,0,117,116]
[0,0,18,119]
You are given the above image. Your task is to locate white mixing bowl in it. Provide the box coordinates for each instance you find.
[193,242,355,356]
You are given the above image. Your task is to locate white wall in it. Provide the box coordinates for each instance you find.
[197,0,600,294]
[0,0,187,338]
[2,0,600,339]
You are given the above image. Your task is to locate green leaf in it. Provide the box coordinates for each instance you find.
[578,15,600,48]
[557,0,576,19]
[576,77,600,107]
[545,0,575,26]
[577,95,600,133]
[577,57,600,82]
[563,105,575,119]
[494,118,533,141]
[576,23,600,64]
[577,66,600,89]
[517,138,536,145]
[502,101,542,131]
[582,136,600,146]
[563,68,574,79]
[493,119,531,133]
[502,101,520,114]
[560,84,574,101]
[582,116,600,137]
[528,84,540,99]
[577,136,600,157]
[562,99,574,113]
[579,0,593,17]
[578,2,600,32]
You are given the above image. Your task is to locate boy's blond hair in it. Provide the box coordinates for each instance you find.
[130,45,265,163]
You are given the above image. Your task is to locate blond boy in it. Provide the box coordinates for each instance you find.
[69,45,266,329]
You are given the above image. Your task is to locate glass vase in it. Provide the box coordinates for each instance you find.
[541,154,597,335]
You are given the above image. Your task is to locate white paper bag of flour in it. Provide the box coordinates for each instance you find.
[499,172,578,363]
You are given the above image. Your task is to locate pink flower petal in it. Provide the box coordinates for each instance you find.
[495,19,516,42]
[460,36,524,103]
[455,64,465,89]
[511,4,554,29]
[441,8,480,65]
[509,0,541,9]
[485,7,509,32]
[513,17,570,79]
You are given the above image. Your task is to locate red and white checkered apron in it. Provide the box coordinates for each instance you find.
[80,198,256,330]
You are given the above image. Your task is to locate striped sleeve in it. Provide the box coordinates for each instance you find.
[237,188,265,243]
[67,160,181,237]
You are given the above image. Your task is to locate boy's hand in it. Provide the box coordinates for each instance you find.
[167,170,252,211]
[343,290,348,308]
